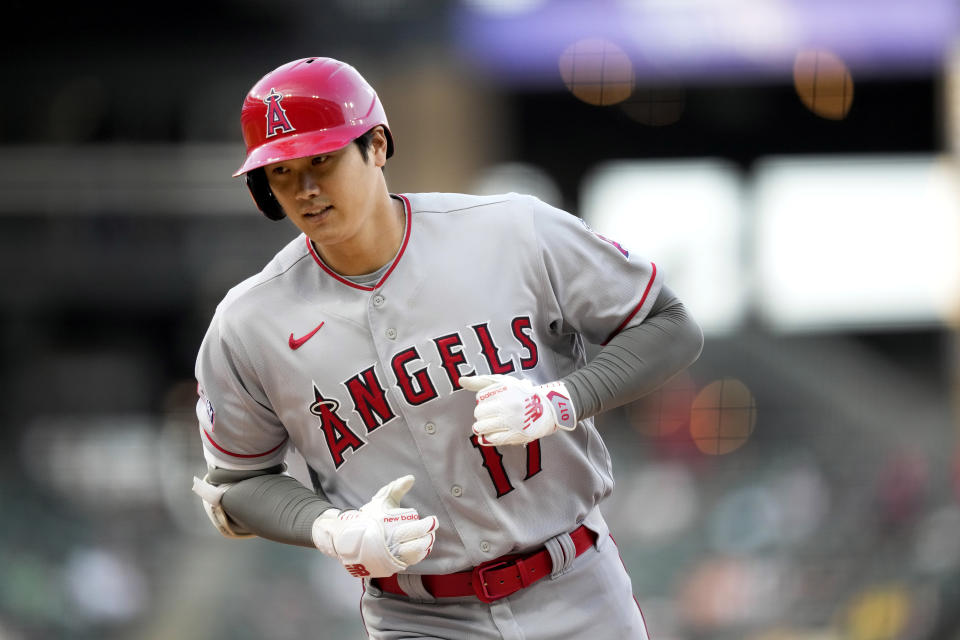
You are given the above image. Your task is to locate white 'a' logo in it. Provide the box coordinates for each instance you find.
[264,88,296,137]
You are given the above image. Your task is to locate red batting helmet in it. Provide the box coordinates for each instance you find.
[235,57,394,220]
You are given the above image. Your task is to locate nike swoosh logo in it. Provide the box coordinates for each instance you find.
[289,322,325,350]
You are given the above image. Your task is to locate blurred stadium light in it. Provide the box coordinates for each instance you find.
[793,50,855,120]
[753,154,960,331]
[580,154,960,334]
[453,0,959,85]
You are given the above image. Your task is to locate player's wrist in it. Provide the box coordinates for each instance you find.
[311,508,349,555]
[317,507,342,520]
[537,380,578,431]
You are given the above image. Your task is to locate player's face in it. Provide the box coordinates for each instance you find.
[264,129,390,248]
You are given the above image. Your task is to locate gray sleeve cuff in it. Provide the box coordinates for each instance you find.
[218,472,335,548]
[562,285,704,421]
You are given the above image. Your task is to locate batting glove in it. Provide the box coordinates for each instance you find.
[460,374,578,447]
[311,475,438,578]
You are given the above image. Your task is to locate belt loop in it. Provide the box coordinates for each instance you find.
[545,532,576,579]
[364,577,382,597]
[396,574,436,604]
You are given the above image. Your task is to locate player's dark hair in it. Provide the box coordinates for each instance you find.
[353,129,377,162]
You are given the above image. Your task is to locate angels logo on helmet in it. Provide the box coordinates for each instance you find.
[263,88,296,138]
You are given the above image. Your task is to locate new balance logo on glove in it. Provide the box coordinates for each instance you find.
[345,564,371,577]
[460,374,579,447]
[523,394,544,429]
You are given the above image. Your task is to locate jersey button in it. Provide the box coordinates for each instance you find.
[451,485,463,498]
[424,422,436,434]
[385,328,397,340]
[372,294,385,307]
[480,541,491,553]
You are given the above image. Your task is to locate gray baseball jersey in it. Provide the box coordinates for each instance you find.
[195,192,661,574]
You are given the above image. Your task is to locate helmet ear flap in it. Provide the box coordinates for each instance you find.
[245,168,286,221]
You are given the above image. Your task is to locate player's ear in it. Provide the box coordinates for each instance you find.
[370,127,389,167]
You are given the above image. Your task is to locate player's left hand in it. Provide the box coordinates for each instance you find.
[459,374,577,446]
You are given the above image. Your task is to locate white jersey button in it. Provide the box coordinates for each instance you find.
[372,294,385,307]
[451,485,463,497]
[480,541,491,553]
[424,422,436,434]
[385,328,397,340]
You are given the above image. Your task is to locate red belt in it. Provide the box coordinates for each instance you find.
[372,524,597,604]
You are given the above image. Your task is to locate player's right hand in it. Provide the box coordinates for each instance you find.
[311,475,438,578]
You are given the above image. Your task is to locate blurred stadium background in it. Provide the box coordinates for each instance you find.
[2,0,960,638]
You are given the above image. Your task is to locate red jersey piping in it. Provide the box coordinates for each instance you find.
[601,262,658,346]
[306,194,412,291]
[202,428,288,459]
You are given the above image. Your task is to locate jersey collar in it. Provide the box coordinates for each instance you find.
[305,194,412,291]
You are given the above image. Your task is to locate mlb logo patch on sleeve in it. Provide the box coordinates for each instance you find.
[197,384,216,430]
[595,233,629,258]
[577,217,629,258]
[205,398,216,428]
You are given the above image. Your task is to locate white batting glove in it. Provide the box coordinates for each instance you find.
[459,374,578,447]
[311,475,438,578]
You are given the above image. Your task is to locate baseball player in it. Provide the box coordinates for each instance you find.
[192,57,703,639]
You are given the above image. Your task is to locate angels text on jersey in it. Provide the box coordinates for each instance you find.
[308,315,538,470]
